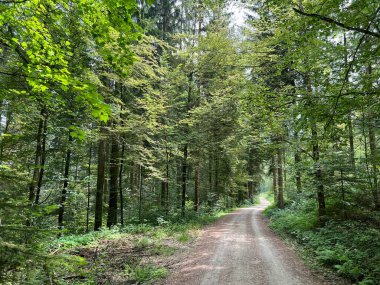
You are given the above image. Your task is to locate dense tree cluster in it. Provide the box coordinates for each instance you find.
[0,0,379,283]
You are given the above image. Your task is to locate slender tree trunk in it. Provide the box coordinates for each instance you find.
[129,162,135,193]
[294,129,301,193]
[368,113,380,210]
[119,142,125,226]
[214,153,219,196]
[0,100,2,134]
[161,180,166,209]
[107,135,119,227]
[58,133,72,230]
[344,34,355,171]
[94,126,106,231]
[277,147,284,209]
[35,113,48,204]
[272,155,277,202]
[0,104,12,162]
[247,148,254,200]
[311,123,326,217]
[139,164,143,222]
[181,143,188,216]
[283,147,287,192]
[165,149,169,215]
[28,108,47,204]
[194,159,200,212]
[348,114,355,170]
[208,153,212,199]
[86,143,92,233]
[295,151,302,193]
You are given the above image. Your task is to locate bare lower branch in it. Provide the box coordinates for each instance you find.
[293,8,380,38]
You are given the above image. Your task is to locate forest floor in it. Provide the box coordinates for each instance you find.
[160,198,347,285]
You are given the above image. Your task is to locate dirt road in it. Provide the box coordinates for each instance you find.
[164,198,331,285]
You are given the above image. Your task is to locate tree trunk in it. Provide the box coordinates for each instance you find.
[311,123,326,217]
[194,159,200,212]
[272,155,277,202]
[277,147,284,209]
[295,150,302,193]
[247,148,254,200]
[0,103,12,162]
[214,153,219,196]
[94,126,106,231]
[35,112,48,204]
[139,165,143,222]
[348,114,355,170]
[368,113,380,210]
[181,143,188,216]
[294,147,302,193]
[86,143,92,233]
[58,133,72,230]
[119,143,125,226]
[28,108,47,204]
[208,153,212,200]
[107,135,119,228]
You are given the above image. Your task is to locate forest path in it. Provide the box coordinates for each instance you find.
[163,198,330,285]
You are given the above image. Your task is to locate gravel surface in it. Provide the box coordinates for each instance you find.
[163,198,333,285]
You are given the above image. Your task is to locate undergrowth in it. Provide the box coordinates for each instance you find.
[265,199,380,284]
[40,207,235,284]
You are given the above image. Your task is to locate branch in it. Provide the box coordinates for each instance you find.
[293,8,380,38]
[0,0,29,3]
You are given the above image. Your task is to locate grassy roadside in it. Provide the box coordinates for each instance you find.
[41,209,237,285]
[262,196,380,285]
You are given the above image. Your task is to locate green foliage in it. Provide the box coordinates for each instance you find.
[126,264,168,283]
[268,202,380,283]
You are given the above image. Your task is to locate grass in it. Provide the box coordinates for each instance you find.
[126,264,168,283]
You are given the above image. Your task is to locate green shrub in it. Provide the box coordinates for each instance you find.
[126,264,168,283]
[268,202,380,283]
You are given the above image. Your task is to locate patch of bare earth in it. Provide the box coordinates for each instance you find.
[68,234,193,284]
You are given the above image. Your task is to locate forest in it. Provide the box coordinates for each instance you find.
[0,0,379,284]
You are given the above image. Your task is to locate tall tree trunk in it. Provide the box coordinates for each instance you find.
[194,159,200,212]
[368,113,380,210]
[139,165,143,222]
[294,131,301,193]
[94,126,106,231]
[348,114,355,170]
[35,112,48,204]
[214,153,219,196]
[165,149,169,215]
[107,135,119,228]
[181,143,188,216]
[295,150,302,193]
[58,133,72,230]
[344,34,355,171]
[0,103,12,162]
[272,155,277,202]
[311,123,326,217]
[86,142,92,233]
[208,153,212,200]
[277,147,284,209]
[119,142,125,226]
[28,108,47,204]
[129,162,135,193]
[247,148,254,200]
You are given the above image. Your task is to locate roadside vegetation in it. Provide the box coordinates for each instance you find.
[7,206,234,284]
[265,197,380,284]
